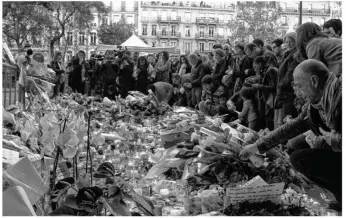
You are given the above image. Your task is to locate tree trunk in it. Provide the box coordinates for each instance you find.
[50,40,56,63]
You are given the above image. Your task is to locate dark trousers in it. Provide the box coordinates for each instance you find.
[54,82,65,96]
[290,149,342,203]
[103,77,116,97]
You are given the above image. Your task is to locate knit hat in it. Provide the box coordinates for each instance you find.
[94,162,115,178]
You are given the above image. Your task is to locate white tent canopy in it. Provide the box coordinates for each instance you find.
[120,34,149,47]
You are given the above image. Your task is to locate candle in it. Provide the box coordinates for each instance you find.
[160,188,170,197]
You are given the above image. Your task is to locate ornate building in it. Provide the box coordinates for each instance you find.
[138,1,236,54]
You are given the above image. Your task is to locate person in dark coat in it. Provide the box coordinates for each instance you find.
[100,50,119,98]
[118,55,134,98]
[71,50,89,94]
[211,48,227,85]
[51,51,66,97]
[133,56,149,94]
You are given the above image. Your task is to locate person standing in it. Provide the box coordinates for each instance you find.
[133,56,149,94]
[272,38,284,66]
[118,56,134,98]
[51,51,66,97]
[100,50,119,98]
[155,51,171,83]
[71,51,88,94]
[211,49,227,85]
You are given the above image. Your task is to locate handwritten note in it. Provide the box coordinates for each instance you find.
[226,183,285,205]
[3,148,20,165]
[240,175,268,188]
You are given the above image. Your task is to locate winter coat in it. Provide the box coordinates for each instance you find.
[190,59,209,88]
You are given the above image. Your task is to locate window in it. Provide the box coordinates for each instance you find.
[90,32,97,44]
[321,4,326,13]
[218,28,224,36]
[113,15,120,23]
[171,26,177,36]
[79,32,85,45]
[199,26,205,37]
[209,43,214,51]
[162,26,167,36]
[171,11,177,20]
[161,41,167,47]
[67,32,73,45]
[227,15,232,21]
[321,17,326,25]
[152,41,156,47]
[295,3,299,11]
[152,25,157,36]
[126,1,134,11]
[152,11,157,20]
[185,26,191,37]
[200,13,206,19]
[308,4,312,12]
[185,12,191,22]
[281,3,287,11]
[308,17,313,22]
[142,24,147,35]
[126,15,134,24]
[185,42,191,53]
[281,16,287,24]
[171,41,176,47]
[294,17,299,25]
[199,43,205,52]
[219,14,224,23]
[162,11,167,20]
[102,17,108,25]
[142,11,149,20]
[209,27,215,37]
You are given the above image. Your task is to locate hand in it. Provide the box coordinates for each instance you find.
[240,143,259,159]
[251,84,261,89]
[244,69,249,75]
[233,119,241,124]
[82,77,85,82]
[319,127,334,146]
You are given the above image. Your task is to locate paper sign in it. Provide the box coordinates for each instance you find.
[3,157,49,205]
[241,175,268,188]
[3,148,20,165]
[3,186,36,216]
[226,183,285,205]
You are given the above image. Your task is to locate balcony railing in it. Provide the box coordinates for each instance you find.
[195,33,220,40]
[157,31,181,38]
[281,7,331,14]
[158,16,181,22]
[196,17,219,24]
[141,1,235,10]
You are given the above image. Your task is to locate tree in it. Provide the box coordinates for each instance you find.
[2,2,52,49]
[228,1,281,44]
[39,1,108,59]
[98,17,135,45]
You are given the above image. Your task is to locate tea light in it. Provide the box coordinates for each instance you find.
[160,188,170,197]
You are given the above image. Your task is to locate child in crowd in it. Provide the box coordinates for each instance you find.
[233,87,259,131]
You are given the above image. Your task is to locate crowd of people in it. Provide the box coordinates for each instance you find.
[48,20,342,211]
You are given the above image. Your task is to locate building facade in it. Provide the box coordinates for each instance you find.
[138,1,236,54]
[278,1,333,34]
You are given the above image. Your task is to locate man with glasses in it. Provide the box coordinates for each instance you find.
[272,38,284,66]
[240,59,342,213]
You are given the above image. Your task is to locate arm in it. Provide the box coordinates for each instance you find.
[256,69,277,91]
[191,64,207,87]
[211,61,226,81]
[51,61,64,75]
[254,112,310,153]
[280,57,299,89]
[306,41,322,62]
[163,87,173,103]
[156,61,171,72]
[238,100,249,122]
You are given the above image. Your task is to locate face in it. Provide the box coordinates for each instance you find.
[159,53,163,60]
[292,71,320,103]
[189,58,198,66]
[139,59,145,66]
[245,47,252,56]
[78,52,85,60]
[253,62,261,75]
[213,54,221,62]
[148,57,155,64]
[235,47,243,55]
[285,38,296,50]
[203,83,212,91]
[323,27,340,37]
[255,45,262,54]
[223,46,230,55]
[272,43,282,56]
[133,54,139,61]
[180,57,185,63]
[57,54,62,61]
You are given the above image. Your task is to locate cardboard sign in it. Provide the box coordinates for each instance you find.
[3,157,49,205]
[3,186,36,216]
[3,148,20,165]
[226,183,285,205]
[240,175,268,188]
